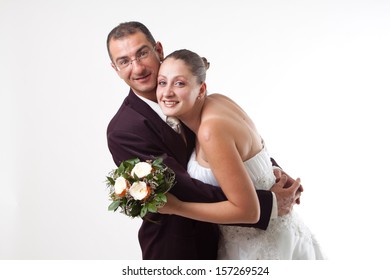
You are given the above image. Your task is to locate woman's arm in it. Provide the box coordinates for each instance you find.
[109,120,276,228]
[160,120,261,224]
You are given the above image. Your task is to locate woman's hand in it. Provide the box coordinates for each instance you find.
[157,193,182,215]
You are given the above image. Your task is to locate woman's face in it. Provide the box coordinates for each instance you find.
[156,58,202,118]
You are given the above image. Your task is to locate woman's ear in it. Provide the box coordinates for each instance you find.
[198,82,207,99]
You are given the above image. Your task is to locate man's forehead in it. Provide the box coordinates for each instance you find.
[110,34,149,57]
[111,32,148,46]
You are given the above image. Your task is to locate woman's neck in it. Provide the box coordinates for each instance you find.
[179,98,205,135]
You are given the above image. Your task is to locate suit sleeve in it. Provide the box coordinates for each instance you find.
[107,129,273,230]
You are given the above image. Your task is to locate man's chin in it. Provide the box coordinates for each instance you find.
[134,88,158,101]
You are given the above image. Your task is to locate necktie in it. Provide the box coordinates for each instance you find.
[166,116,187,145]
[166,116,182,134]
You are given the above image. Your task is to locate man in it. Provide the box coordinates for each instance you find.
[106,21,301,259]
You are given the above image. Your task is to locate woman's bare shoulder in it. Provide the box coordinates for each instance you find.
[208,93,244,109]
[208,93,232,102]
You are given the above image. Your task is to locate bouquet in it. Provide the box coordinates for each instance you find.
[106,158,176,218]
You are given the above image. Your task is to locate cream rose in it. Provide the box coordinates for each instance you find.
[131,162,152,178]
[129,181,149,200]
[114,176,128,197]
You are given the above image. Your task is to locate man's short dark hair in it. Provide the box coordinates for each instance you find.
[106,21,156,61]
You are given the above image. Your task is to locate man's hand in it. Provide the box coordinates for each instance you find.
[271,169,303,216]
[274,169,303,205]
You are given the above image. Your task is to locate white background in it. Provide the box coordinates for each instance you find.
[1,0,389,269]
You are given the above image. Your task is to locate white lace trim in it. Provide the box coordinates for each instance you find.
[218,211,325,260]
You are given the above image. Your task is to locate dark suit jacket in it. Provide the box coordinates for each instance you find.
[107,90,274,259]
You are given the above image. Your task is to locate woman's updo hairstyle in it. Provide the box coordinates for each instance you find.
[164,49,210,84]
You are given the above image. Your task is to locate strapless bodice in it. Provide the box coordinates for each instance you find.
[187,148,276,190]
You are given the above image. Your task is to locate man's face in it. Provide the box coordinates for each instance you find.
[109,32,164,101]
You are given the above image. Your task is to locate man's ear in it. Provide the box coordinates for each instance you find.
[155,41,164,62]
[111,62,120,75]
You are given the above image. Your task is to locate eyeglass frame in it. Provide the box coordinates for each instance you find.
[114,45,157,71]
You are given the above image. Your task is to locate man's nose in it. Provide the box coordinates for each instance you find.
[131,60,145,73]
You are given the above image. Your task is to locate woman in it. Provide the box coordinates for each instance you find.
[156,49,325,259]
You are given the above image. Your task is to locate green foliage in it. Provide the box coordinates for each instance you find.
[108,200,121,211]
[105,157,175,219]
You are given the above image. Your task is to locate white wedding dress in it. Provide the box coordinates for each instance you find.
[187,148,325,260]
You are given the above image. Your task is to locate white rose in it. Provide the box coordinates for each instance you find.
[131,162,152,178]
[114,176,128,196]
[129,181,149,200]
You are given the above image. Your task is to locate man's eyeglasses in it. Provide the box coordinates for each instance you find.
[115,46,155,71]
